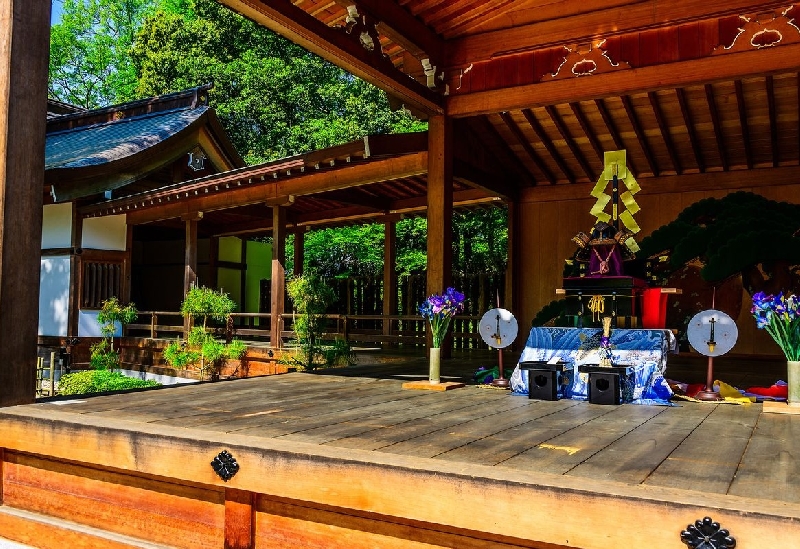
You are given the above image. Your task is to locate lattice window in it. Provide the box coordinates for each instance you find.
[81,261,123,309]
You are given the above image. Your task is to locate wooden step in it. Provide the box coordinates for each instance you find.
[0,506,175,549]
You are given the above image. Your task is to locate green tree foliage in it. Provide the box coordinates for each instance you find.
[301,208,508,278]
[91,297,138,370]
[129,0,425,164]
[49,0,155,107]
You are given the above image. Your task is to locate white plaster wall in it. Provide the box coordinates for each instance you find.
[42,203,72,249]
[39,256,70,337]
[82,214,127,250]
[78,311,122,338]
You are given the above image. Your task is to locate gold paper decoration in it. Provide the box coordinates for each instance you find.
[589,150,641,252]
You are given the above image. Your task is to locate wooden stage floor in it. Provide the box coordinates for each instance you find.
[1,351,799,548]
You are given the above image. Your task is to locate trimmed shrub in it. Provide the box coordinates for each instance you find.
[58,370,160,395]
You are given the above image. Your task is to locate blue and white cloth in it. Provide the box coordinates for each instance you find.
[510,327,676,404]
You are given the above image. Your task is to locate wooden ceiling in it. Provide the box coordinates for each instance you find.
[112,0,800,236]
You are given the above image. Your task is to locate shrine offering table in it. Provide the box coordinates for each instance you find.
[510,327,677,404]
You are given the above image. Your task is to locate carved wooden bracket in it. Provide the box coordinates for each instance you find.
[544,40,630,80]
[714,5,800,54]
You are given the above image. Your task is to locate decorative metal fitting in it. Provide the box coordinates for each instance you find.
[211,450,240,482]
[681,517,736,548]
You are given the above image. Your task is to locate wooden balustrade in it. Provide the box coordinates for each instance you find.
[126,311,485,348]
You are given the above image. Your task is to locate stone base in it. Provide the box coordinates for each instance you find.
[762,400,800,415]
[402,381,465,391]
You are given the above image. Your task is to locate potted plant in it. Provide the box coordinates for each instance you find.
[751,291,800,404]
[419,287,465,383]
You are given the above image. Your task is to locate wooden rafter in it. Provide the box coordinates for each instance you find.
[544,105,595,181]
[217,0,443,114]
[705,83,728,171]
[766,75,778,167]
[521,109,574,183]
[464,116,537,187]
[622,95,658,176]
[594,99,639,177]
[734,79,753,169]
[453,159,517,201]
[648,92,680,174]
[569,102,604,163]
[444,0,791,67]
[498,112,556,185]
[676,88,704,173]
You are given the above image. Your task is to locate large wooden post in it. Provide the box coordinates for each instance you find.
[382,218,397,346]
[0,0,51,406]
[505,201,522,348]
[426,115,454,356]
[270,206,286,349]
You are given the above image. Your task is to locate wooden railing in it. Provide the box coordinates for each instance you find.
[127,311,485,348]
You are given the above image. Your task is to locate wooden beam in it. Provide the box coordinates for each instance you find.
[705,84,729,171]
[444,0,791,67]
[225,488,254,549]
[648,92,680,174]
[122,153,428,224]
[734,80,753,169]
[217,0,443,115]
[766,75,778,167]
[518,165,800,203]
[521,109,574,183]
[499,112,555,184]
[447,42,800,117]
[570,102,604,163]
[622,95,658,176]
[545,105,596,181]
[676,88,705,173]
[0,0,50,406]
[270,205,286,349]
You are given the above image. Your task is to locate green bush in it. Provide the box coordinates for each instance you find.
[89,339,119,370]
[58,370,160,395]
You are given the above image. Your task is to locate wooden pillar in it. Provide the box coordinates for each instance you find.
[270,206,286,349]
[183,213,201,335]
[293,230,304,277]
[505,201,521,348]
[183,213,202,294]
[240,238,247,311]
[68,207,83,339]
[426,115,454,356]
[382,218,397,346]
[123,222,133,304]
[0,0,51,407]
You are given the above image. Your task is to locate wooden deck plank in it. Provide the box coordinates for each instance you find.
[380,398,574,458]
[497,404,666,474]
[727,411,800,502]
[322,394,533,451]
[415,399,613,466]
[567,403,716,484]
[643,403,762,494]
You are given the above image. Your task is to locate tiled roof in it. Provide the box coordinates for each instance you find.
[45,106,208,170]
